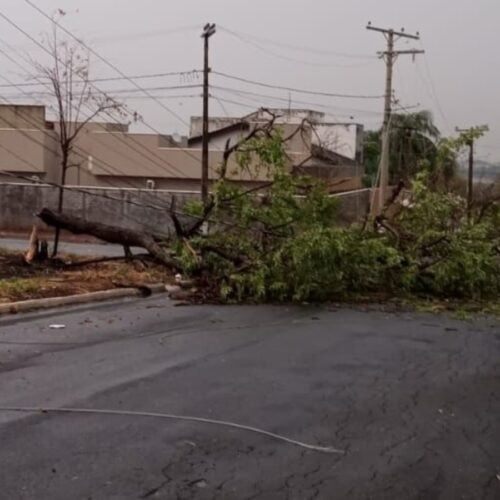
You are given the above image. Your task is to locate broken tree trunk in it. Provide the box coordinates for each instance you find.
[24,225,39,264]
[37,208,181,270]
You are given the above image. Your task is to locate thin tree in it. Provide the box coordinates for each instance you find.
[36,12,122,256]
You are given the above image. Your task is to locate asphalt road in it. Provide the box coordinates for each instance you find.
[0,298,498,499]
[0,237,141,257]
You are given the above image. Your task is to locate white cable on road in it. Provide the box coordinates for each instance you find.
[0,406,344,454]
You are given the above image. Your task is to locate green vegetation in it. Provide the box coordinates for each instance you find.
[0,278,39,301]
[176,125,499,304]
[363,110,454,186]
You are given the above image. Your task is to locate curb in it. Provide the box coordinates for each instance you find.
[0,284,167,316]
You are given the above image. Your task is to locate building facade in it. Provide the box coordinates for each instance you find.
[0,104,364,193]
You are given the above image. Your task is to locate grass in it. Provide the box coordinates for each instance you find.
[0,278,39,301]
[406,296,500,320]
[0,249,172,303]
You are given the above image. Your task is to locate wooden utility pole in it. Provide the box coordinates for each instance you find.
[456,127,476,222]
[366,23,424,215]
[201,23,216,205]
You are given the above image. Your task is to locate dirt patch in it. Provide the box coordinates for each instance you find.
[0,248,170,302]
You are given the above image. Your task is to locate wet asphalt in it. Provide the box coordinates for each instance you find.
[0,297,498,499]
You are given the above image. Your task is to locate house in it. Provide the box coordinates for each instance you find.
[188,108,365,192]
[0,104,364,193]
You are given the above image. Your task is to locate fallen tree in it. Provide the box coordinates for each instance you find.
[33,115,500,304]
[37,208,182,271]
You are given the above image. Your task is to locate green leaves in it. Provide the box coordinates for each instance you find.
[174,131,500,304]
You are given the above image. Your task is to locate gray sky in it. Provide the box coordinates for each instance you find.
[1,0,499,163]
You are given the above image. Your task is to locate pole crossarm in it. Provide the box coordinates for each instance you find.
[366,24,420,40]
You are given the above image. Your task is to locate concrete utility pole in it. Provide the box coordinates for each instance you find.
[366,23,424,215]
[456,127,476,222]
[201,23,216,205]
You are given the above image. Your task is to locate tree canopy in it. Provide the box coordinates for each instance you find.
[363,110,451,186]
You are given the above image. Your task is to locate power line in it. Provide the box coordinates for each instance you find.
[209,95,256,111]
[90,25,200,45]
[22,0,191,129]
[0,48,193,183]
[0,18,204,169]
[1,92,203,101]
[415,48,452,134]
[0,6,205,167]
[0,45,194,180]
[218,27,375,69]
[0,83,202,97]
[218,26,376,60]
[212,71,384,99]
[0,70,202,89]
[211,85,383,116]
[0,93,186,188]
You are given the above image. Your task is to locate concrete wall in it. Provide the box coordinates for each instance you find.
[313,123,363,162]
[0,183,370,234]
[0,183,197,235]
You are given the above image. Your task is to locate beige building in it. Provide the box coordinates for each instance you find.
[0,104,364,192]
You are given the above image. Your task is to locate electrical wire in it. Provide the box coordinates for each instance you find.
[218,26,375,60]
[415,43,452,133]
[219,27,375,69]
[2,93,202,102]
[90,24,200,45]
[0,40,198,180]
[0,102,187,200]
[0,52,191,181]
[212,71,384,99]
[211,85,383,117]
[0,70,202,89]
[0,8,205,165]
[0,57,199,185]
[22,0,190,129]
[0,406,344,454]
[2,84,202,97]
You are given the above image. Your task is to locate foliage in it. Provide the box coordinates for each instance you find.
[362,130,380,186]
[393,172,500,299]
[170,128,500,304]
[362,110,455,186]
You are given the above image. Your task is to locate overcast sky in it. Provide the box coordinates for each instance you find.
[1,0,499,163]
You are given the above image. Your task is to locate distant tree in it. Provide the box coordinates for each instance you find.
[362,130,381,186]
[363,110,444,185]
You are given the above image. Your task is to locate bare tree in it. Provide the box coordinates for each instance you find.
[36,12,122,256]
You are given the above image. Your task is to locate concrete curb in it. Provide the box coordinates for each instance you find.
[0,284,167,316]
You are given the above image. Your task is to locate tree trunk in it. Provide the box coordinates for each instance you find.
[37,208,181,270]
[24,225,39,264]
[52,154,68,258]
